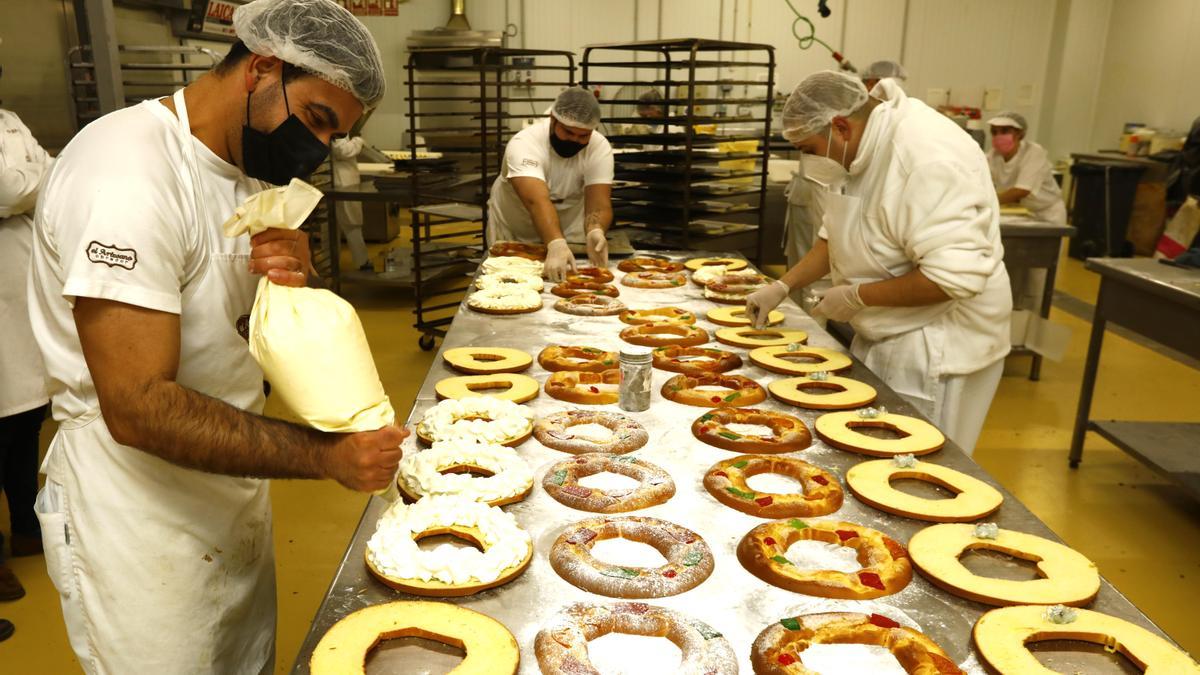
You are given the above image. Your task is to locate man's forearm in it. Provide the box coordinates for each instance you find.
[858,267,951,307]
[997,187,1029,204]
[584,206,612,233]
[780,238,831,290]
[112,379,335,480]
[526,199,565,243]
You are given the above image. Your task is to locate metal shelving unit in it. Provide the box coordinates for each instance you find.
[67,44,221,131]
[581,39,775,263]
[404,46,576,349]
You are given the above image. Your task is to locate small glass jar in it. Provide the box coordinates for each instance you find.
[618,346,653,412]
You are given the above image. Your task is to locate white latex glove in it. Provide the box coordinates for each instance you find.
[545,238,577,282]
[586,228,609,268]
[812,284,865,322]
[745,280,789,329]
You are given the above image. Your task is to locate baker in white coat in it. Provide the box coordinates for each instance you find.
[487,87,614,281]
[27,1,406,671]
[330,134,373,271]
[987,111,1066,310]
[0,104,53,629]
[746,72,1011,454]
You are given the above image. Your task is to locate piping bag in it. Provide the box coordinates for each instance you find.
[223,178,400,499]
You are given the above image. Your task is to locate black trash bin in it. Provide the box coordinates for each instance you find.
[1068,161,1144,259]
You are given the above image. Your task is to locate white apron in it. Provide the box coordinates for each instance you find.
[824,189,951,419]
[35,89,276,674]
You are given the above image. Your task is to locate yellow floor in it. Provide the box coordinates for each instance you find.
[2,247,1198,670]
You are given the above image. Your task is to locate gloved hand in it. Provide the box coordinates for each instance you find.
[544,238,577,282]
[586,228,609,269]
[812,283,865,322]
[745,280,790,328]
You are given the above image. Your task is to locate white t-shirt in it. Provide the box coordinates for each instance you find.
[28,99,269,426]
[987,140,1066,225]
[0,109,53,416]
[486,117,613,243]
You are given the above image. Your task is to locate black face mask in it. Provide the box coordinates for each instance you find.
[242,79,329,185]
[549,121,587,158]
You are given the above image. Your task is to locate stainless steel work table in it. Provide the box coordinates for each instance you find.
[999,217,1076,381]
[1069,257,1200,500]
[292,252,1183,673]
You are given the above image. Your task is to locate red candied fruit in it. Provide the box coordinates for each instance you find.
[763,537,777,546]
[588,386,600,393]
[713,471,728,478]
[711,396,722,403]
[868,613,900,629]
[835,529,858,542]
[755,496,774,507]
[777,653,797,666]
[662,569,677,578]
[811,475,829,486]
[858,572,885,590]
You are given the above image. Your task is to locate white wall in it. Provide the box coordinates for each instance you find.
[1088,0,1200,149]
[1041,0,1112,161]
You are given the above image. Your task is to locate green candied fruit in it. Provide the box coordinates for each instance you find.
[780,617,802,631]
[787,518,808,530]
[726,487,756,500]
[602,359,614,366]
[722,392,741,402]
[694,623,723,640]
[718,432,741,441]
[732,460,749,469]
[549,469,568,486]
[681,550,704,567]
[601,567,640,579]
[699,413,715,422]
[582,347,601,353]
[613,455,638,463]
[770,555,792,565]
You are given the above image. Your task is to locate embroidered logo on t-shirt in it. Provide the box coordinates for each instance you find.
[86,241,138,270]
[521,158,539,168]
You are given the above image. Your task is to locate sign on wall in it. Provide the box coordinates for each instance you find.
[334,0,400,17]
[186,0,243,38]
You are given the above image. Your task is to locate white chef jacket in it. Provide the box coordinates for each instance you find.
[486,117,613,243]
[987,140,1067,226]
[27,92,276,673]
[0,108,52,417]
[819,80,1012,377]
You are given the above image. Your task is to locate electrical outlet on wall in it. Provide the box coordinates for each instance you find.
[984,88,1004,110]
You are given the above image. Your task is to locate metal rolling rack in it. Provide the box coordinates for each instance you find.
[404,46,576,350]
[67,45,221,131]
[581,39,775,264]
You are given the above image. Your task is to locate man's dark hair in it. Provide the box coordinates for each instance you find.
[213,40,305,84]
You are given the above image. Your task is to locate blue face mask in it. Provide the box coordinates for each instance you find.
[241,77,329,185]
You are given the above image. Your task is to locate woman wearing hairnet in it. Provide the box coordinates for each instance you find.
[987,111,1066,310]
[860,59,907,94]
[747,72,1011,454]
[487,87,615,281]
[26,0,405,671]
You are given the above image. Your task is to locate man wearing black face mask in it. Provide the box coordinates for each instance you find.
[25,1,404,671]
[487,87,615,281]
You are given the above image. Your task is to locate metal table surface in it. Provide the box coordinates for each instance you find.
[292,252,1182,674]
[1070,257,1200,499]
[999,217,1076,381]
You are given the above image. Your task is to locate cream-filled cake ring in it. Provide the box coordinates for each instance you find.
[415,396,534,447]
[397,440,534,507]
[365,495,533,597]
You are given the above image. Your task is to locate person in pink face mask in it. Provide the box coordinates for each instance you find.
[986,112,1066,310]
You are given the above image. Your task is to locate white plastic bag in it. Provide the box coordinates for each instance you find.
[224,178,394,433]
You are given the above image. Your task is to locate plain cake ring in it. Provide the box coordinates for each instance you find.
[769,373,877,410]
[846,457,1004,522]
[815,409,945,457]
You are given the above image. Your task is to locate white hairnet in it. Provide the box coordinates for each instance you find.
[987,111,1028,131]
[233,0,386,108]
[781,70,870,142]
[861,60,907,81]
[551,87,602,130]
